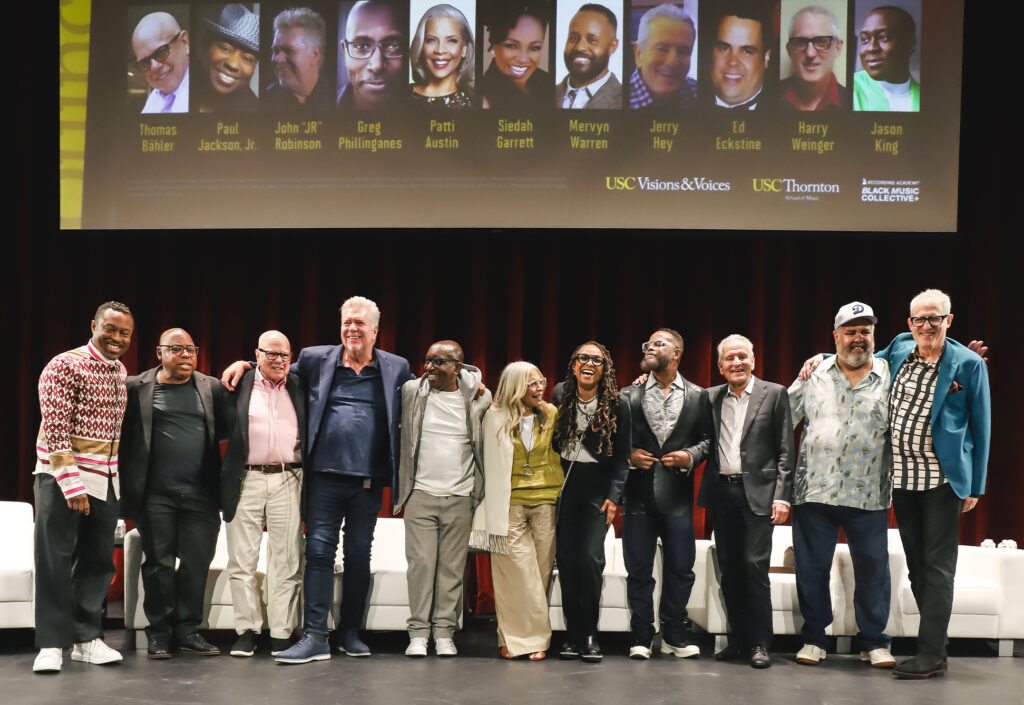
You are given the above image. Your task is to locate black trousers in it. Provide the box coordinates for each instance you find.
[136,490,220,640]
[892,484,964,658]
[710,478,773,649]
[33,473,119,648]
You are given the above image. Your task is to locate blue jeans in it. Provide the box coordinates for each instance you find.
[792,502,890,651]
[302,472,383,635]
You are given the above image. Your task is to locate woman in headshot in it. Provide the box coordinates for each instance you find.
[409,4,475,108]
[196,3,259,112]
[480,1,554,109]
[551,341,629,664]
[472,362,563,661]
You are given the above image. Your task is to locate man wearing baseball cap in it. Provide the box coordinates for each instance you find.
[786,302,896,669]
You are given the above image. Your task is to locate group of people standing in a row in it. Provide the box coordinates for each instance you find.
[31,290,988,682]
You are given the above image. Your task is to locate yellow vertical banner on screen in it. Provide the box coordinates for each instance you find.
[59,0,91,230]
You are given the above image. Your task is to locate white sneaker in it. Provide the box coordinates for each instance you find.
[629,644,652,659]
[796,644,826,665]
[660,639,700,658]
[71,638,123,665]
[405,637,428,657]
[435,638,458,657]
[33,648,63,673]
[860,647,895,668]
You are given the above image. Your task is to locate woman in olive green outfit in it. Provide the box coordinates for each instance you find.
[471,361,563,660]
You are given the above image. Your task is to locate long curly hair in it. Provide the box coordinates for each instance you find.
[554,340,619,456]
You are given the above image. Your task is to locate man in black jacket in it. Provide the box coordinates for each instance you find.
[220,331,307,658]
[697,334,794,668]
[120,328,226,658]
[621,329,710,659]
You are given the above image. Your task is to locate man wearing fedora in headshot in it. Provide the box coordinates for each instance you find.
[196,4,260,112]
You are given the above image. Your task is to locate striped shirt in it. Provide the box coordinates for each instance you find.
[889,348,946,491]
[34,342,127,501]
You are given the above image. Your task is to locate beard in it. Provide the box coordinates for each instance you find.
[838,344,873,369]
[565,49,611,85]
[640,354,667,373]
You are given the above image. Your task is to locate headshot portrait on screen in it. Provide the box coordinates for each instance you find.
[555,1,622,109]
[195,4,260,112]
[480,1,554,110]
[264,6,332,109]
[780,2,848,110]
[853,1,919,111]
[338,0,409,109]
[131,8,191,113]
[708,0,776,110]
[627,1,698,110]
[409,2,475,108]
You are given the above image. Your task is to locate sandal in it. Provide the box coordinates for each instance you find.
[529,651,546,661]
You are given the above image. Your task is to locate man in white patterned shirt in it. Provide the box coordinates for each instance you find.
[32,301,134,673]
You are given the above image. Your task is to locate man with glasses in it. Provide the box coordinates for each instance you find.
[120,329,227,658]
[781,6,848,110]
[854,6,919,112]
[132,12,190,113]
[876,290,990,679]
[220,331,306,658]
[394,341,491,658]
[621,329,710,659]
[337,0,407,109]
[221,296,414,663]
[265,7,332,109]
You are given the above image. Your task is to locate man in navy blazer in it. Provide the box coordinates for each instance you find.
[876,289,990,680]
[697,334,794,668]
[222,296,414,664]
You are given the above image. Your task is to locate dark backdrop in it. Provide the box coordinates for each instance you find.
[11,2,1019,546]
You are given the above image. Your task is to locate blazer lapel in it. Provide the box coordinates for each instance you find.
[740,380,768,441]
[286,373,306,457]
[712,386,725,438]
[195,374,216,448]
[931,353,957,420]
[237,370,256,449]
[140,367,157,452]
[309,346,341,449]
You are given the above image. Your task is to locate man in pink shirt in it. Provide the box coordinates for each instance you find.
[220,330,307,657]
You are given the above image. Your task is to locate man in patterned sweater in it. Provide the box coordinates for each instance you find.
[32,301,134,673]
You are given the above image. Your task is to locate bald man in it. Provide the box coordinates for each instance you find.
[394,341,491,657]
[121,329,226,658]
[132,12,190,113]
[220,332,307,657]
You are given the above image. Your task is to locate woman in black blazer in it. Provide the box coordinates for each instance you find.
[552,341,630,663]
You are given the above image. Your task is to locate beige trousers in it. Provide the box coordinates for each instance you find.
[491,503,556,656]
[225,468,303,639]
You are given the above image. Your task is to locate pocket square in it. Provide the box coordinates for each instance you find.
[948,381,964,394]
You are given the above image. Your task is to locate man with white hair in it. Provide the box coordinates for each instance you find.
[781,5,848,110]
[628,4,697,109]
[264,7,332,108]
[222,297,414,663]
[698,335,794,668]
[876,290,990,679]
[132,12,190,113]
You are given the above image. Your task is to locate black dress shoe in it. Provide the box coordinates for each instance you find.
[559,641,581,659]
[715,643,745,661]
[580,636,603,663]
[147,634,172,660]
[750,645,772,669]
[177,632,221,656]
[893,655,945,679]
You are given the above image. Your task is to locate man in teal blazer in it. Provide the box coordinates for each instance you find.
[875,289,990,680]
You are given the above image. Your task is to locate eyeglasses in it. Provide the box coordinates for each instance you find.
[910,315,948,328]
[423,356,459,367]
[343,39,404,60]
[134,31,184,72]
[574,353,605,367]
[787,35,837,52]
[158,344,198,356]
[258,349,292,362]
[641,340,679,354]
[527,378,547,390]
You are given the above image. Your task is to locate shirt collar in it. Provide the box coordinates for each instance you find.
[86,340,119,366]
[568,70,613,95]
[726,375,756,399]
[255,366,287,389]
[714,86,762,109]
[644,371,685,392]
[821,354,886,380]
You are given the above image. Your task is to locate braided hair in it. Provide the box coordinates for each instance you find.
[554,341,619,456]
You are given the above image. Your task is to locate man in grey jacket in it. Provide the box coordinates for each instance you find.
[394,340,491,658]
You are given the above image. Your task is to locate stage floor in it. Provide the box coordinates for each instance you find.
[1,617,1020,705]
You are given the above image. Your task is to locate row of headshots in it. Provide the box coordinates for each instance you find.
[127,0,921,114]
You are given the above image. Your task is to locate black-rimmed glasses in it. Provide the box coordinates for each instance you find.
[342,39,404,60]
[258,349,293,362]
[910,315,948,328]
[158,344,198,356]
[423,356,459,367]
[574,353,605,366]
[786,35,838,52]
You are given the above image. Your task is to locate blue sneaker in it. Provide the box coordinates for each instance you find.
[336,628,371,657]
[275,633,330,664]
